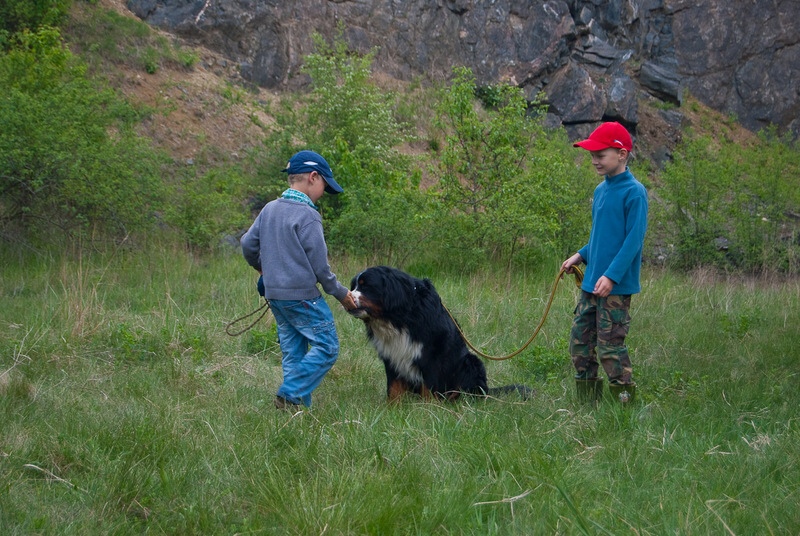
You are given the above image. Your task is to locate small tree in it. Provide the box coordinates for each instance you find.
[660,127,800,273]
[0,0,71,49]
[659,133,733,269]
[431,67,588,270]
[264,29,429,265]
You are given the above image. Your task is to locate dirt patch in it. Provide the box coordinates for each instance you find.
[119,64,276,162]
[91,0,278,162]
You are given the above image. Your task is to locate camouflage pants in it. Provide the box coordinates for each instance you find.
[569,291,633,384]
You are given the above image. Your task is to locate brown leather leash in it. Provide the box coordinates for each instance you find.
[443,266,584,361]
[225,300,271,336]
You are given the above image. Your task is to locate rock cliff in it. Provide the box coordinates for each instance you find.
[126,0,799,142]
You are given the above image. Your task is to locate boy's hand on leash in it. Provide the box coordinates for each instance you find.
[561,253,583,277]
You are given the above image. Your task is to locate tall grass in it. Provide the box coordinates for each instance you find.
[1,246,798,534]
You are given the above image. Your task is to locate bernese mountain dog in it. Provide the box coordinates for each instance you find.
[349,265,531,402]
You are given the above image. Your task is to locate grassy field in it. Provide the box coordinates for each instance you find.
[1,245,798,535]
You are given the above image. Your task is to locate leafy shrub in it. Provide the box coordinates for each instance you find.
[430,67,593,270]
[659,127,800,273]
[166,166,251,250]
[0,28,167,242]
[263,29,429,265]
[0,0,71,49]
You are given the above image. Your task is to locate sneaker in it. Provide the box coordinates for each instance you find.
[274,396,299,410]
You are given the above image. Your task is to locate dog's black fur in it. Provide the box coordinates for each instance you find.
[349,266,531,401]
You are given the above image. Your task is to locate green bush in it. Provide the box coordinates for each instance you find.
[0,0,71,49]
[0,28,167,242]
[659,127,800,273]
[264,40,595,270]
[166,166,251,250]
[430,67,593,270]
[263,30,428,265]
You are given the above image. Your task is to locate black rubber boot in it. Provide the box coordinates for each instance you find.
[575,376,604,405]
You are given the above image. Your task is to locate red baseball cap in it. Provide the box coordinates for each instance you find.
[573,122,633,152]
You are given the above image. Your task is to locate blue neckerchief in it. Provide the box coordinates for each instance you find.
[281,188,318,211]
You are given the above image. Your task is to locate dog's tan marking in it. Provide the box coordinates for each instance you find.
[388,379,409,401]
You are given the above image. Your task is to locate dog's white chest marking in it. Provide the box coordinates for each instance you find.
[368,319,424,385]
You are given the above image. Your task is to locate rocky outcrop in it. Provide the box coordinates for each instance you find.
[670,0,799,136]
[126,0,800,140]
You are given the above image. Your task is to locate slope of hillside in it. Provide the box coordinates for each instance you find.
[83,0,754,179]
[73,0,277,165]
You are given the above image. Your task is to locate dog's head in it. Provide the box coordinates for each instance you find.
[349,266,431,320]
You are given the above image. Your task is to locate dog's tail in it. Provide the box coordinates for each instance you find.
[486,384,535,400]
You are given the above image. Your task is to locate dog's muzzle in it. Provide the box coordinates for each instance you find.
[348,290,370,318]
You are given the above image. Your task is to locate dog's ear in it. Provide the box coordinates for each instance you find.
[416,278,435,299]
[351,269,369,291]
[380,270,416,314]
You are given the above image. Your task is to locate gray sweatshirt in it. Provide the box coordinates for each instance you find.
[241,198,349,301]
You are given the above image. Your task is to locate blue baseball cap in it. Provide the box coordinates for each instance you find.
[281,150,343,194]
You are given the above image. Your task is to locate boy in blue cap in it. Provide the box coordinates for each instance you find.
[561,122,648,404]
[242,150,356,409]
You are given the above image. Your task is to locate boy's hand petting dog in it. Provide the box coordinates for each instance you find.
[339,291,357,311]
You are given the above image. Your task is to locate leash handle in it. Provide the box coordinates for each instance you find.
[445,266,583,361]
[225,301,271,336]
[570,264,584,288]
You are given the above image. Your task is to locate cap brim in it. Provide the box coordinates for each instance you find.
[573,139,613,151]
[282,163,343,193]
[324,176,343,194]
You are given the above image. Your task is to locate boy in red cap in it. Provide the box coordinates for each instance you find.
[561,122,648,404]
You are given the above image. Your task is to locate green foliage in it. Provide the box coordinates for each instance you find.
[267,45,594,270]
[0,26,75,91]
[66,6,198,75]
[0,28,167,241]
[430,67,592,270]
[243,322,279,356]
[301,31,406,159]
[325,148,434,266]
[531,123,597,258]
[264,29,428,265]
[2,0,795,280]
[517,341,571,382]
[0,0,71,49]
[660,127,800,273]
[165,166,251,249]
[434,67,535,223]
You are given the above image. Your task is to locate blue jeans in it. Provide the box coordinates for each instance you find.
[268,297,340,407]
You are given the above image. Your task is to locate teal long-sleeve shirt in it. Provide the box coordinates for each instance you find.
[577,168,648,295]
